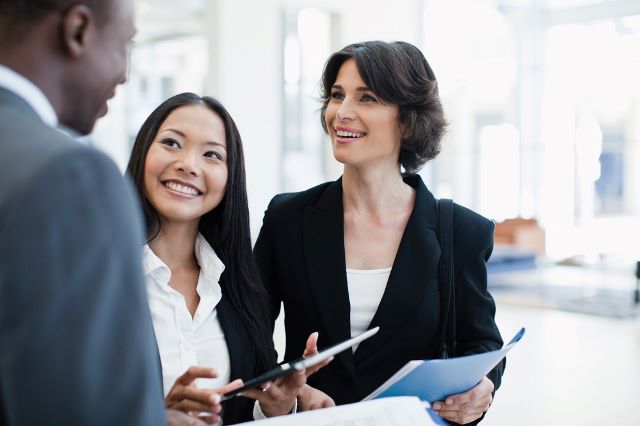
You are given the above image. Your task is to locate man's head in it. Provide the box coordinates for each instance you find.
[0,0,136,134]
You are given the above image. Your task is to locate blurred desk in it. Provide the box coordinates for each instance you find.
[488,263,639,318]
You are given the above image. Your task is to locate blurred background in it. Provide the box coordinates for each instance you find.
[95,0,640,424]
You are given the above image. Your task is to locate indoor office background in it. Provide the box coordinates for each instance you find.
[94,0,639,424]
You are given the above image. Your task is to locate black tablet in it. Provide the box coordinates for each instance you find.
[220,326,380,402]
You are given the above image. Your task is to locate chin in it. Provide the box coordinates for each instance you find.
[332,149,352,166]
[61,118,95,136]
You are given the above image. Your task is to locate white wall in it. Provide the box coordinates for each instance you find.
[206,0,424,237]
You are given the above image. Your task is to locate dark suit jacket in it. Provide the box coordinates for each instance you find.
[254,175,504,414]
[210,288,267,425]
[0,88,166,425]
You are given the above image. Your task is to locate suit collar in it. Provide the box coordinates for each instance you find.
[404,173,437,230]
[0,66,58,127]
[303,178,354,375]
[303,174,440,375]
[354,174,441,361]
[216,294,259,379]
[313,175,437,227]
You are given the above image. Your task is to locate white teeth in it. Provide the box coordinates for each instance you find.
[165,181,199,196]
[336,129,365,138]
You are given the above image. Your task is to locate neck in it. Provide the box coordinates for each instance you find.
[342,163,414,214]
[148,220,200,271]
[0,19,66,117]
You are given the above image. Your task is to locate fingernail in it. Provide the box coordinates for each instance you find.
[211,394,220,404]
[446,398,453,405]
[210,368,217,376]
[433,403,441,409]
[261,382,271,390]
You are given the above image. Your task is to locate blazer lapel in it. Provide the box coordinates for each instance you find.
[303,178,355,377]
[216,294,255,380]
[354,175,440,362]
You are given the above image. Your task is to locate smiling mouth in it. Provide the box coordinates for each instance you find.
[335,129,366,139]
[162,180,202,197]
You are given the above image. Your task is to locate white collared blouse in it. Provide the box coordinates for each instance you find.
[143,233,230,397]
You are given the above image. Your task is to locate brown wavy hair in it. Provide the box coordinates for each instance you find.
[320,40,447,174]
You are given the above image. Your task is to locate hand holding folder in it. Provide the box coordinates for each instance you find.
[364,327,525,403]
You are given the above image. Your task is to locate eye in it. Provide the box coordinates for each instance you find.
[361,93,378,103]
[159,138,181,149]
[204,151,223,161]
[330,90,344,101]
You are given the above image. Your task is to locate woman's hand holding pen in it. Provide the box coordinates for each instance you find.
[432,376,494,424]
[164,366,243,424]
[241,331,334,417]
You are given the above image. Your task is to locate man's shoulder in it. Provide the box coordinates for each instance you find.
[0,117,124,220]
[0,103,81,177]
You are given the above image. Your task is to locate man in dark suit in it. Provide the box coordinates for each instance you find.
[0,1,205,424]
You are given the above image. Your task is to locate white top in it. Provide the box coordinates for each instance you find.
[0,65,58,127]
[346,267,392,349]
[143,233,230,397]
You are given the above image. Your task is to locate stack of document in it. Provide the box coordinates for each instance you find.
[245,396,440,426]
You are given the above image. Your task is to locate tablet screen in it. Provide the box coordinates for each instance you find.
[220,326,380,402]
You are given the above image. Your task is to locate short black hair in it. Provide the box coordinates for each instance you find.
[320,40,447,174]
[0,0,109,41]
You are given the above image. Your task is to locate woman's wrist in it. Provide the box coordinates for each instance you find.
[255,398,297,418]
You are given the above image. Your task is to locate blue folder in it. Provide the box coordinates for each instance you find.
[364,328,525,403]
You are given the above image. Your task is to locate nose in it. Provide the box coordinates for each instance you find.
[174,151,200,177]
[336,98,356,121]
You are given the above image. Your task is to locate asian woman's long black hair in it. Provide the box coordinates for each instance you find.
[127,92,274,371]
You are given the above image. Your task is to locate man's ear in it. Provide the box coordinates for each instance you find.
[60,4,94,58]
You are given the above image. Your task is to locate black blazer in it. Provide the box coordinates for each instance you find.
[205,287,266,425]
[254,175,504,408]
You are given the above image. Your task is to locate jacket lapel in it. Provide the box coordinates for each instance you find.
[303,178,355,377]
[217,294,255,380]
[354,175,440,362]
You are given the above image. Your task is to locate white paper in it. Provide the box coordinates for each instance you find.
[241,396,437,426]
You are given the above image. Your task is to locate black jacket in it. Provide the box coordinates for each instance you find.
[254,175,504,412]
[215,291,265,424]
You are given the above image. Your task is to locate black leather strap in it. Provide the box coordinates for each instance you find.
[437,198,455,358]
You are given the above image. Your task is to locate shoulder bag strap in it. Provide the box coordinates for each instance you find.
[436,198,456,358]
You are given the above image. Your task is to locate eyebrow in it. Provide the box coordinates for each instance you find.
[161,128,227,150]
[331,84,372,92]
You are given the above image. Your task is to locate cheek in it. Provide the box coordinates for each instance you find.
[324,105,336,126]
[205,167,229,200]
[143,152,162,194]
[377,114,402,144]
